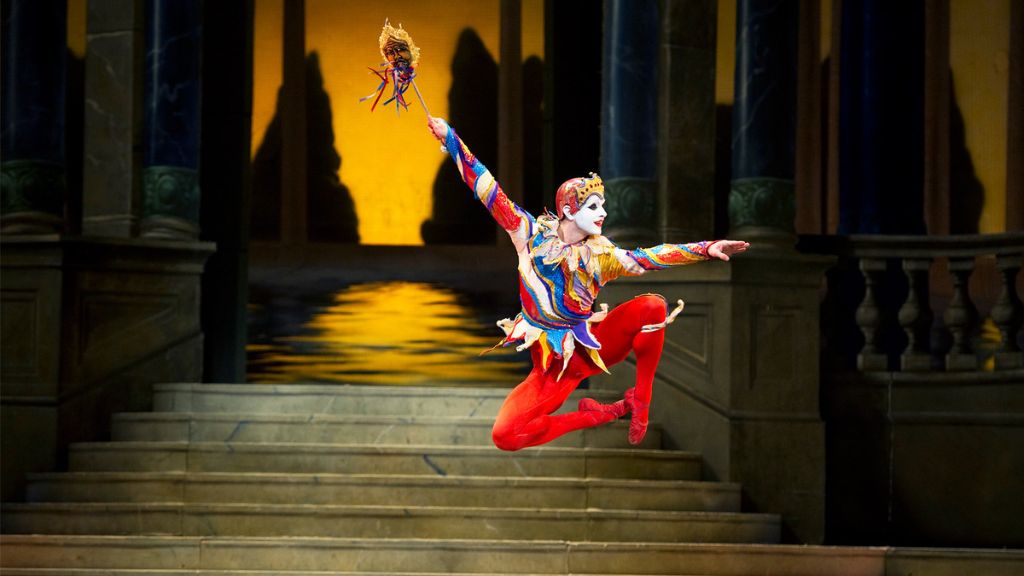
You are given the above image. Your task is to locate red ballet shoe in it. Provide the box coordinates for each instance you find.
[624,388,650,445]
[578,397,628,418]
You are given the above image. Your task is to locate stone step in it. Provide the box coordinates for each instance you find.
[10,535,1018,575]
[110,412,662,449]
[68,442,701,480]
[152,383,626,418]
[1,502,780,544]
[25,472,740,512]
[0,569,716,576]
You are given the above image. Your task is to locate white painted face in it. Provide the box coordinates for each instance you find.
[565,194,607,236]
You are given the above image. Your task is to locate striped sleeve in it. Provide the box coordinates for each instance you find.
[600,241,718,282]
[443,126,535,248]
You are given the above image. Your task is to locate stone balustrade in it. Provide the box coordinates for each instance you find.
[800,233,1024,373]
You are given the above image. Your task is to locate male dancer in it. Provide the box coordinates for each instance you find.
[427,116,748,451]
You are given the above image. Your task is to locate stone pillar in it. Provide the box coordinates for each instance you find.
[82,0,145,237]
[795,0,822,234]
[728,0,798,244]
[1,0,68,234]
[280,0,307,244]
[498,0,523,207]
[657,0,717,242]
[923,0,950,235]
[200,0,253,382]
[837,0,925,234]
[601,0,659,247]
[141,0,203,240]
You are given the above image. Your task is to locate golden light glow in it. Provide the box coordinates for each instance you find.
[716,0,736,104]
[67,0,87,57]
[252,0,545,245]
[247,282,526,386]
[951,0,1010,233]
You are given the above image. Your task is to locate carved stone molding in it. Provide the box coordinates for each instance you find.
[604,177,657,245]
[728,177,796,233]
[142,165,200,239]
[0,160,65,234]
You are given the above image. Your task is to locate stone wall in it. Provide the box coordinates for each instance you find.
[1,236,212,500]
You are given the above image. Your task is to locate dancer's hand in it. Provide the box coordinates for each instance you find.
[708,240,749,261]
[427,116,449,141]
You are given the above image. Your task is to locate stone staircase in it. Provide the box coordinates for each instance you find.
[2,383,1022,575]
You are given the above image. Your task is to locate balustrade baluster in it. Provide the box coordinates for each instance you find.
[899,257,934,370]
[944,257,979,370]
[856,258,888,371]
[992,254,1023,369]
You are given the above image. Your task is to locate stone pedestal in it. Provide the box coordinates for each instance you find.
[0,236,213,501]
[591,246,832,544]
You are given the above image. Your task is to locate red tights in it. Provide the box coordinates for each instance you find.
[491,294,667,451]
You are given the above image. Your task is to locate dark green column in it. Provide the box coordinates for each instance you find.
[141,0,203,239]
[1,0,67,234]
[728,0,798,243]
[600,0,659,246]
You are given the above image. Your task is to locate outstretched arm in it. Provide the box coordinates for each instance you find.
[598,240,750,281]
[427,116,534,251]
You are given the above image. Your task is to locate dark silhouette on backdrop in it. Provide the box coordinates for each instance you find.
[251,51,359,243]
[421,28,499,245]
[948,75,985,234]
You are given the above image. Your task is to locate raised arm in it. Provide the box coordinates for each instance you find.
[427,116,534,252]
[597,240,749,282]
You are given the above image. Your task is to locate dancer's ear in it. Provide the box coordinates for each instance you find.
[562,205,575,221]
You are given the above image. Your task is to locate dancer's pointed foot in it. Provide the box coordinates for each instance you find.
[624,388,650,445]
[578,397,628,418]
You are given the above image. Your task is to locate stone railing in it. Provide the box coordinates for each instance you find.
[798,233,1024,547]
[799,233,1024,373]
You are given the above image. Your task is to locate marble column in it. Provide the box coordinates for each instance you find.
[601,0,659,246]
[141,0,203,240]
[82,0,145,238]
[1,0,67,234]
[838,0,925,234]
[657,0,718,243]
[728,0,799,243]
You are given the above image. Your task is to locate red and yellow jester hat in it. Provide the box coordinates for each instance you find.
[555,172,604,219]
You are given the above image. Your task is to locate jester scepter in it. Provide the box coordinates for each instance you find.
[361,19,430,115]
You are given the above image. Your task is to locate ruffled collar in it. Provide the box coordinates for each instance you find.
[533,215,616,277]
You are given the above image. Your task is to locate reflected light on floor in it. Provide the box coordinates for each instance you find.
[247,281,526,386]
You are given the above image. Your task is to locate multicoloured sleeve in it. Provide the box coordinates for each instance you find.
[598,241,720,283]
[442,124,535,249]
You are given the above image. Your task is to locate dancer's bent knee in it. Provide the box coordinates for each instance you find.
[492,420,532,452]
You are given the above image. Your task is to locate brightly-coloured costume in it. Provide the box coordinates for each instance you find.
[439,121,718,450]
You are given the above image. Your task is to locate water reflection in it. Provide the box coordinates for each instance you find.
[247,281,528,386]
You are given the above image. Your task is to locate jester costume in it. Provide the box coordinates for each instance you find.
[436,119,720,450]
